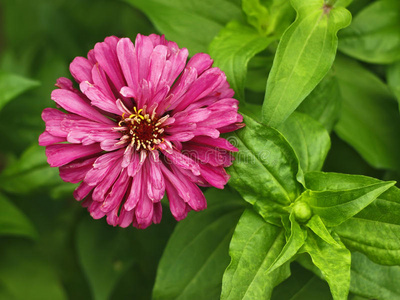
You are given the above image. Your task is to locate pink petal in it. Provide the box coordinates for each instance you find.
[46,143,101,167]
[70,56,93,83]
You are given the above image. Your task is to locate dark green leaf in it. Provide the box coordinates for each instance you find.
[338,0,400,64]
[278,112,331,172]
[302,231,351,300]
[334,55,400,171]
[0,71,39,111]
[301,172,395,227]
[297,70,341,132]
[124,0,242,54]
[209,21,274,101]
[221,209,290,300]
[152,188,245,300]
[262,0,351,127]
[350,252,400,300]
[0,193,37,239]
[0,144,65,195]
[387,61,400,107]
[227,114,303,226]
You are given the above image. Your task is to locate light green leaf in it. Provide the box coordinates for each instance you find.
[334,55,400,171]
[221,209,290,300]
[227,114,303,226]
[152,188,245,300]
[242,0,270,34]
[338,0,400,64]
[278,112,331,172]
[350,252,400,300]
[271,263,332,300]
[301,175,394,227]
[306,215,338,246]
[297,70,341,132]
[0,193,37,239]
[124,0,242,54]
[302,231,351,300]
[268,214,306,273]
[0,71,39,111]
[0,144,65,195]
[0,239,67,300]
[387,61,400,107]
[209,21,274,101]
[262,0,351,127]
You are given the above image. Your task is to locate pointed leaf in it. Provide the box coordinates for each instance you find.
[306,215,338,246]
[278,112,331,172]
[262,0,351,126]
[302,231,351,300]
[153,188,245,300]
[334,55,400,171]
[209,21,274,101]
[0,71,39,111]
[0,193,37,239]
[227,114,303,225]
[300,181,395,227]
[221,209,290,300]
[338,0,400,64]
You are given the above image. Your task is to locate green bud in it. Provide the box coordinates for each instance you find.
[292,201,312,223]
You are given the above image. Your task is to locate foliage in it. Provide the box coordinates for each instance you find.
[1,0,400,299]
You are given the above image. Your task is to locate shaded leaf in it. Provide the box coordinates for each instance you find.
[152,188,245,300]
[221,209,290,300]
[387,61,400,107]
[262,0,351,126]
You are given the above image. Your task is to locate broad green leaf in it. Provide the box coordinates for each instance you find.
[297,70,341,132]
[0,144,65,195]
[334,55,400,171]
[76,217,137,300]
[227,114,303,226]
[387,61,400,107]
[0,193,37,239]
[124,0,242,54]
[278,112,331,172]
[271,262,332,300]
[0,239,67,300]
[262,0,351,127]
[300,178,394,227]
[268,214,306,273]
[302,231,351,300]
[0,71,39,111]
[221,209,290,300]
[153,188,245,300]
[350,252,400,300]
[209,21,274,101]
[306,215,338,246]
[338,0,400,64]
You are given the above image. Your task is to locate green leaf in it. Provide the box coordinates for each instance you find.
[302,231,351,300]
[333,55,400,171]
[278,112,331,172]
[0,239,67,300]
[297,70,341,132]
[76,217,137,300]
[0,71,39,111]
[387,61,400,107]
[227,114,303,226]
[350,252,400,300]
[242,0,270,34]
[209,21,274,101]
[268,214,306,273]
[306,215,338,246]
[271,262,332,300]
[338,0,400,64]
[261,0,351,127]
[124,0,242,54]
[221,209,291,300]
[152,188,245,300]
[0,144,65,195]
[301,173,395,227]
[0,193,37,239]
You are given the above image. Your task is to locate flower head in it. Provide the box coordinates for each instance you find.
[39,34,243,228]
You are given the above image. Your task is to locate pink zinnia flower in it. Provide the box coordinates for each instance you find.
[39,34,243,229]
